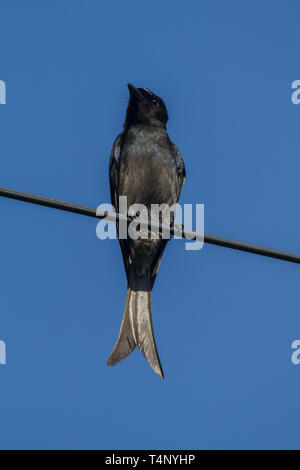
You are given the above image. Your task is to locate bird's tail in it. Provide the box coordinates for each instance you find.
[107,268,164,378]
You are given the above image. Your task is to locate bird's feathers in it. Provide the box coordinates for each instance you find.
[107,267,164,378]
[107,85,185,377]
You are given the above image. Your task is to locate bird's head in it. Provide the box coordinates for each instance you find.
[124,83,168,128]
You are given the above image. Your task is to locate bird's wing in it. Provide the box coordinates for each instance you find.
[109,132,131,281]
[150,143,185,288]
[109,133,122,207]
[172,143,186,192]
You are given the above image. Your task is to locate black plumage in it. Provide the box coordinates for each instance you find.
[107,84,185,378]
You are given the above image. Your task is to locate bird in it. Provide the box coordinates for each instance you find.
[107,83,185,378]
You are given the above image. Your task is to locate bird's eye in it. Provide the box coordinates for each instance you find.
[152,99,159,106]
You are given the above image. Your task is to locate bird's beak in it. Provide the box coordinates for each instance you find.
[127,83,144,102]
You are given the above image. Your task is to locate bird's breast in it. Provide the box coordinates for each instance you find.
[119,126,178,208]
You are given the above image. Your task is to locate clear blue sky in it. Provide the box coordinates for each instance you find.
[0,0,300,450]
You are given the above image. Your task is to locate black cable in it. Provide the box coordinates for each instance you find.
[0,185,299,264]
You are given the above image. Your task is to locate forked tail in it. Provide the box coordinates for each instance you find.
[107,268,164,378]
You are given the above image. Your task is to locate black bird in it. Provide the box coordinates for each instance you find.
[107,84,185,378]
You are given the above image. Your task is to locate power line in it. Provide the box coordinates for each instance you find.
[0,185,299,265]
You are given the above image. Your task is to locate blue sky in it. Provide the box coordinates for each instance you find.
[0,0,300,449]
